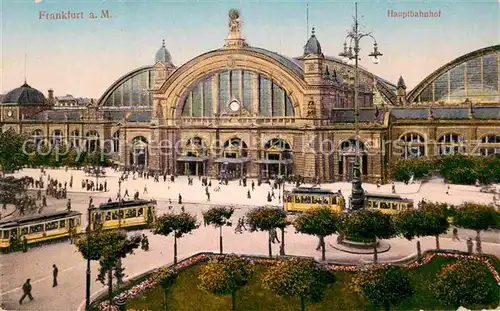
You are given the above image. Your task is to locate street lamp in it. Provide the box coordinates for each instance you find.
[85,204,92,311]
[118,178,122,201]
[339,2,382,211]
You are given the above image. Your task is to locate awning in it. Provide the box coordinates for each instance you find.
[176,155,209,162]
[214,157,250,164]
[254,159,293,165]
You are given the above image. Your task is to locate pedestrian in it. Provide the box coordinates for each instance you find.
[391,182,396,194]
[247,189,251,199]
[66,199,71,212]
[181,206,185,213]
[452,228,460,241]
[446,185,450,195]
[178,193,182,204]
[22,236,28,253]
[19,279,33,305]
[52,264,58,287]
[143,185,148,194]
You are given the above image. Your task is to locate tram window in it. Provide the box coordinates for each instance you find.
[21,227,29,235]
[138,208,144,217]
[125,209,137,218]
[380,202,389,209]
[2,230,8,239]
[76,218,81,226]
[59,220,66,228]
[332,197,337,205]
[112,212,118,220]
[46,221,59,231]
[106,212,111,221]
[69,219,75,228]
[29,224,43,234]
[10,229,18,239]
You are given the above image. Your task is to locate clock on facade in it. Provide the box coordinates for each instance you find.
[229,100,240,112]
[7,110,13,117]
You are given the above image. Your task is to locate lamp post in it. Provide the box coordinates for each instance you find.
[85,204,92,311]
[339,2,382,211]
[118,178,122,201]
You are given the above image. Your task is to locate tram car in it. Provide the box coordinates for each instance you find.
[365,193,414,214]
[90,199,157,231]
[0,210,82,252]
[283,187,345,213]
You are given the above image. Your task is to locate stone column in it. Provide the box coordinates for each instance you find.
[252,74,259,114]
[212,74,219,116]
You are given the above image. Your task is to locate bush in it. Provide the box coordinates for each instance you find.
[352,265,413,310]
[394,158,431,182]
[433,260,495,308]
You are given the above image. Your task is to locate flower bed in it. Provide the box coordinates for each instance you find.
[96,251,500,311]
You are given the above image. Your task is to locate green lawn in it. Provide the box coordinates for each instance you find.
[125,256,500,311]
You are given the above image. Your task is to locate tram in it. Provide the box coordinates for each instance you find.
[0,210,82,252]
[90,199,157,231]
[283,187,345,213]
[365,193,414,214]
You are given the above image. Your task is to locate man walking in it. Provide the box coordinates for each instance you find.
[52,264,59,287]
[19,279,33,305]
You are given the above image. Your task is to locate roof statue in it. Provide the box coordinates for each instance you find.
[224,9,248,49]
[397,76,406,89]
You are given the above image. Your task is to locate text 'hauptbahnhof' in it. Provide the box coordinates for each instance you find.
[1,10,499,183]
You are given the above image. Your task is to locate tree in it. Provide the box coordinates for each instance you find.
[420,202,450,250]
[202,206,234,254]
[86,148,110,185]
[198,255,253,311]
[75,229,142,308]
[433,259,496,308]
[262,258,334,311]
[352,265,413,311]
[342,209,396,264]
[453,202,498,253]
[246,206,288,258]
[0,176,29,209]
[293,207,340,261]
[153,212,199,264]
[394,209,430,261]
[153,268,178,311]
[0,129,29,173]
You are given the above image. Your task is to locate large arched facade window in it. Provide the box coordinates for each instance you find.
[177,136,209,176]
[479,134,500,156]
[181,70,295,117]
[51,130,64,149]
[130,136,148,168]
[70,130,80,149]
[411,50,499,103]
[338,139,368,181]
[399,133,426,159]
[438,133,465,155]
[112,131,120,153]
[257,138,293,178]
[85,131,100,153]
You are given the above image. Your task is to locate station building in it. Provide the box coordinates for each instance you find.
[1,10,499,182]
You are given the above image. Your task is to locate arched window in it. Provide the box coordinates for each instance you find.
[264,138,292,160]
[112,131,120,153]
[185,136,207,156]
[399,133,425,159]
[181,70,295,117]
[438,133,465,155]
[32,129,43,146]
[70,130,80,149]
[51,130,64,149]
[223,138,248,158]
[479,134,500,156]
[85,131,100,152]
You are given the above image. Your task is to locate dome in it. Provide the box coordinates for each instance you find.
[303,28,322,56]
[155,39,172,64]
[2,82,46,105]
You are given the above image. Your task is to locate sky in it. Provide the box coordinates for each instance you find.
[1,0,499,98]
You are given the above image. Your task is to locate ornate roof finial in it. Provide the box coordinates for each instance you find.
[224,9,248,49]
[312,27,315,36]
[162,39,165,47]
